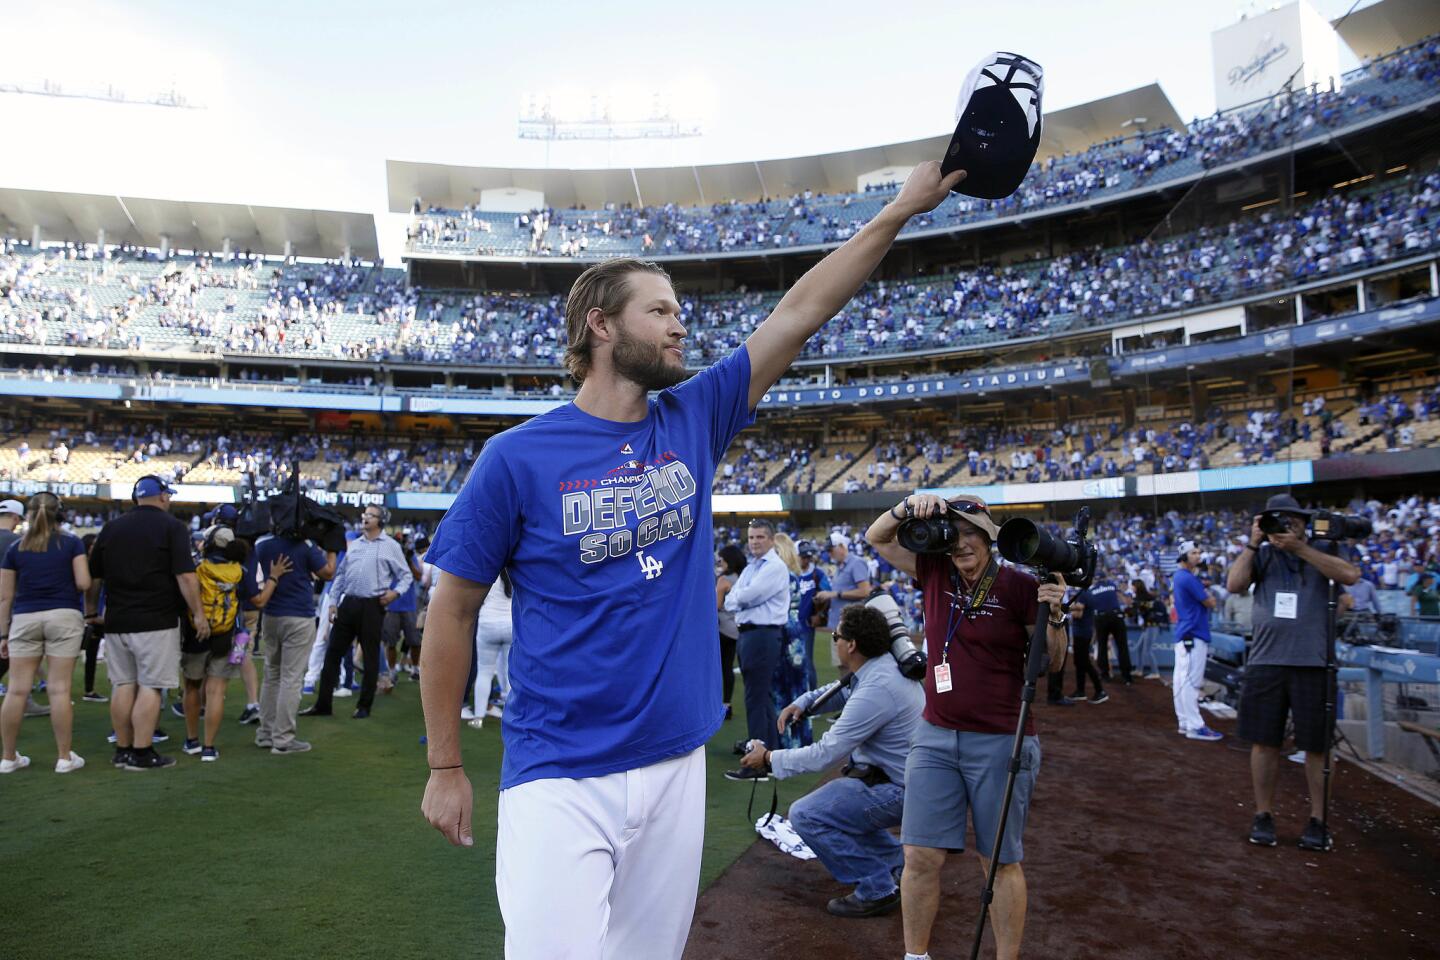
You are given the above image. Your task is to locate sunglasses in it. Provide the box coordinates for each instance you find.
[947,499,989,516]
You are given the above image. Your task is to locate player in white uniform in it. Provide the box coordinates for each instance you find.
[418,162,964,960]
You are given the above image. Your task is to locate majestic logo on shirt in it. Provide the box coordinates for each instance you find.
[561,456,697,567]
[621,443,634,454]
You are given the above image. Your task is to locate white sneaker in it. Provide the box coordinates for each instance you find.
[467,717,485,730]
[333,687,353,699]
[1,753,31,773]
[55,752,86,774]
[485,704,504,719]
[460,706,477,721]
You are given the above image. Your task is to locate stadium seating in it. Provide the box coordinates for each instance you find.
[404,36,1440,261]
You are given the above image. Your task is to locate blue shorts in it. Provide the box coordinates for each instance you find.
[901,721,1040,863]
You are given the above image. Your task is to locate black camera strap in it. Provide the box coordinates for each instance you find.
[941,557,999,665]
[746,773,779,828]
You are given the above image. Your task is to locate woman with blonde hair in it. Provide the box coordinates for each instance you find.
[770,533,813,748]
[0,493,92,773]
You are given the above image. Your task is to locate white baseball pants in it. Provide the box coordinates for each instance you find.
[1172,638,1208,733]
[496,747,706,960]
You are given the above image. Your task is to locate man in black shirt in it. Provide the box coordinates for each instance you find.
[89,477,209,770]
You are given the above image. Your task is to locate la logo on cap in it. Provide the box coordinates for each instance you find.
[620,443,634,454]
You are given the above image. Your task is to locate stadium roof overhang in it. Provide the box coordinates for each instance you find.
[0,188,380,261]
[385,84,1184,212]
[1333,0,1440,60]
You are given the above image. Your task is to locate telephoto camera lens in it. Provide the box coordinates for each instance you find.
[1309,511,1373,540]
[1258,511,1289,536]
[996,517,1081,573]
[864,591,927,680]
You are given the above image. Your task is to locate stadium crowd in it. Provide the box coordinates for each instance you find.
[6,161,1436,372]
[405,35,1439,260]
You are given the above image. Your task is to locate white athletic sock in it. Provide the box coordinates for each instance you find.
[904,954,931,960]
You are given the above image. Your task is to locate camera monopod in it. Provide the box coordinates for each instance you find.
[1318,540,1342,853]
[967,510,1096,960]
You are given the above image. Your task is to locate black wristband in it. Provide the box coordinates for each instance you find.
[429,763,463,771]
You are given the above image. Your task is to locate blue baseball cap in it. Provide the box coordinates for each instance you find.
[209,503,239,525]
[133,476,177,499]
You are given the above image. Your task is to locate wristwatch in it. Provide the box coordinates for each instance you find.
[1048,614,1068,628]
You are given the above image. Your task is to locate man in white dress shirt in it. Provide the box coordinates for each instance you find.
[723,518,790,777]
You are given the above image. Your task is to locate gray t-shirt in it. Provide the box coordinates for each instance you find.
[826,554,872,629]
[1248,543,1339,667]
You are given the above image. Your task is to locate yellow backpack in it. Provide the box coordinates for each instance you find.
[197,559,244,634]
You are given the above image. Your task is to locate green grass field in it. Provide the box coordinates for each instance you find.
[2,651,837,960]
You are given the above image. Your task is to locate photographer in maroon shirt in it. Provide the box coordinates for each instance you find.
[867,494,1067,960]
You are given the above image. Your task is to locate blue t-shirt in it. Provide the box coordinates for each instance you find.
[3,534,86,614]
[795,566,831,631]
[1172,568,1211,642]
[252,536,328,618]
[426,347,755,789]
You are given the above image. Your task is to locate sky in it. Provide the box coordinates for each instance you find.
[0,0,1369,263]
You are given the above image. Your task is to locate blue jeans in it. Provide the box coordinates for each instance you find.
[788,777,905,901]
[737,626,783,748]
[1135,625,1160,674]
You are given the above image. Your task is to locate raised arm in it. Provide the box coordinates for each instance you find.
[865,493,948,578]
[743,163,965,408]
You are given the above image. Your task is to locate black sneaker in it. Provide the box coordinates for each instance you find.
[151,729,170,744]
[1048,697,1078,707]
[298,705,332,717]
[237,705,260,725]
[1297,817,1333,852]
[1249,812,1278,847]
[111,747,133,768]
[723,767,769,782]
[170,702,186,720]
[182,738,203,756]
[82,691,109,703]
[826,890,901,918]
[1088,692,1110,704]
[124,751,177,771]
[200,746,219,763]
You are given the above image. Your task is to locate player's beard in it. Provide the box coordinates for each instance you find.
[612,321,687,391]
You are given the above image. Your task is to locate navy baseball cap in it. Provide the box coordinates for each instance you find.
[133,476,177,499]
[941,52,1044,200]
[209,503,239,525]
[797,539,818,558]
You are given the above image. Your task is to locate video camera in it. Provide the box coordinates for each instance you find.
[996,506,1098,589]
[1258,509,1372,541]
[235,462,348,553]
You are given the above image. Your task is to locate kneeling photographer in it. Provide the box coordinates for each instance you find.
[1227,493,1360,852]
[867,494,1067,960]
[737,603,923,919]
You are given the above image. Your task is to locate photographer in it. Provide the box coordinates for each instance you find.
[737,603,923,918]
[1227,494,1359,851]
[867,494,1067,960]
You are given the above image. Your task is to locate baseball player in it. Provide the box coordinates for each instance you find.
[418,162,965,959]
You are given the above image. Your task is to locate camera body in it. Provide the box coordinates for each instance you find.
[1258,509,1372,541]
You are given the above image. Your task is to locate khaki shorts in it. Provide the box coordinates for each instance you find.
[107,626,182,689]
[8,608,85,659]
[182,649,240,682]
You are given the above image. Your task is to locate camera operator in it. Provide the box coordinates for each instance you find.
[867,494,1067,960]
[736,603,923,918]
[1227,494,1359,850]
[252,521,335,754]
[302,506,412,720]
